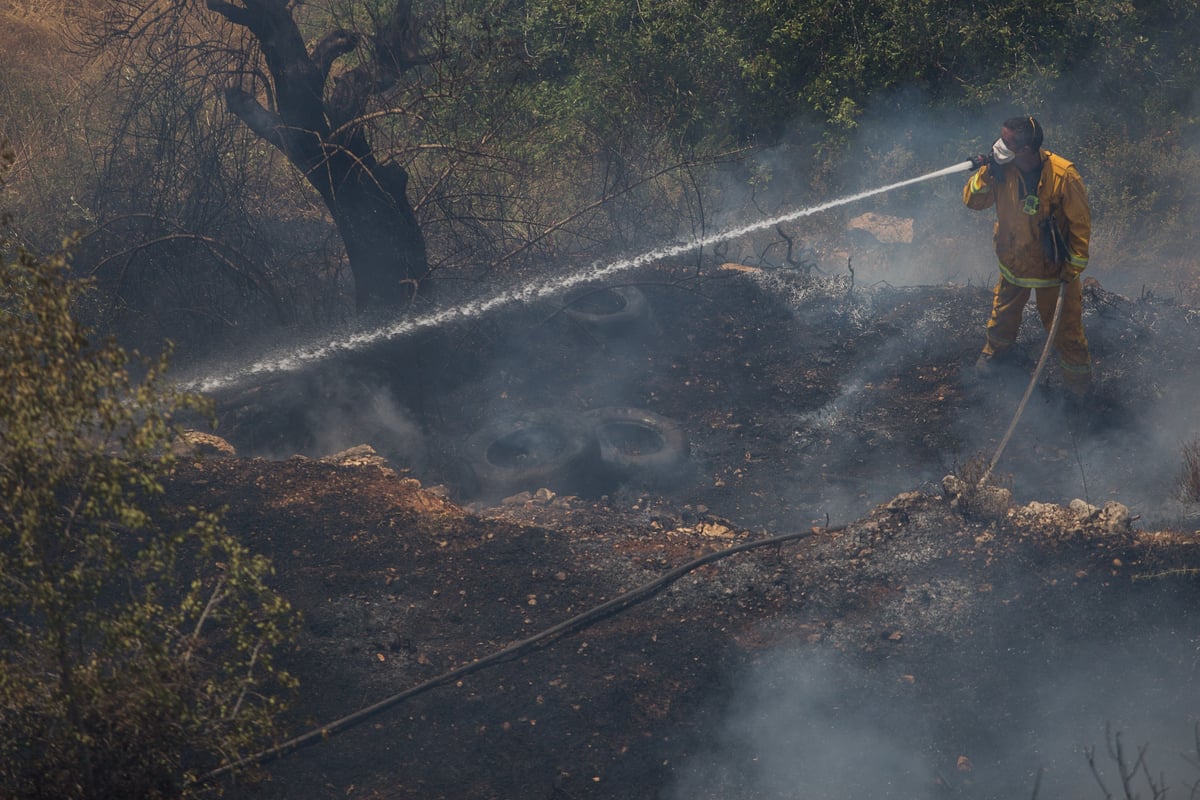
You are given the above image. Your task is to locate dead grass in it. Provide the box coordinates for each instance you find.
[0,0,109,71]
[1,0,113,250]
[944,453,1014,520]
[0,1,68,46]
[1176,437,1200,504]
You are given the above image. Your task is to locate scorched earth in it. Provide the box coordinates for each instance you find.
[176,258,1200,800]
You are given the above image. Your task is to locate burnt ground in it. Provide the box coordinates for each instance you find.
[172,258,1200,799]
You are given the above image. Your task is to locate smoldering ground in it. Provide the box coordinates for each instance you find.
[593,264,1183,533]
[651,246,1200,800]
[202,244,1200,528]
[667,629,1200,800]
[187,147,1200,800]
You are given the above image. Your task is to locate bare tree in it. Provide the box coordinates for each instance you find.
[205,0,430,310]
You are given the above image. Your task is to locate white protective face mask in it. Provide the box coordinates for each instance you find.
[992,137,1016,165]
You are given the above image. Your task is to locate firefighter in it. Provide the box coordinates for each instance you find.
[964,115,1092,397]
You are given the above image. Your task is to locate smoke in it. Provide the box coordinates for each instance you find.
[932,297,1200,528]
[668,648,934,799]
[189,82,1200,523]
[305,382,428,468]
[669,630,1200,800]
[712,93,1200,525]
[181,157,962,396]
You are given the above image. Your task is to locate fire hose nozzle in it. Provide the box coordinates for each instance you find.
[968,153,993,170]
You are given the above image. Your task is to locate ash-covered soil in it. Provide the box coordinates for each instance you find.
[183,260,1200,799]
[215,258,1200,528]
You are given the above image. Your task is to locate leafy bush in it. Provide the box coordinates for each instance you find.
[0,149,297,799]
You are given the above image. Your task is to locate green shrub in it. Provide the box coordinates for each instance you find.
[0,148,297,799]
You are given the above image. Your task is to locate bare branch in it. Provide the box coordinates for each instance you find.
[83,228,289,321]
[223,87,286,147]
[1087,744,1115,800]
[1030,766,1044,800]
[182,575,228,664]
[228,640,263,720]
[206,0,251,27]
[493,158,714,269]
[312,29,358,77]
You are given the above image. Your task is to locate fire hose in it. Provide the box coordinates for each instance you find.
[977,280,1067,486]
[192,155,1052,783]
[195,523,834,785]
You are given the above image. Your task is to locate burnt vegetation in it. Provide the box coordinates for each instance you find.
[5,1,1200,798]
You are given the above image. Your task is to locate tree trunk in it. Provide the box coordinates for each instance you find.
[329,159,429,309]
[208,0,430,310]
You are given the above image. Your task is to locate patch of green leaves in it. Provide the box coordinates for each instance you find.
[0,149,297,799]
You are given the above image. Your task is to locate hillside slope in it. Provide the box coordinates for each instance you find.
[166,449,1200,800]
[176,262,1200,798]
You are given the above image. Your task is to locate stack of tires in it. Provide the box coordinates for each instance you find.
[459,406,689,501]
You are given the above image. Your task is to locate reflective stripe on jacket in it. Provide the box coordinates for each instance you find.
[963,149,1090,286]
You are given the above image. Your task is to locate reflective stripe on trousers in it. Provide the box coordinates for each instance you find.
[982,275,1092,385]
[997,260,1061,289]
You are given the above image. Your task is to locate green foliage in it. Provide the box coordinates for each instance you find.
[7,0,1200,343]
[512,0,748,147]
[684,0,1200,148]
[409,0,1200,251]
[0,151,297,799]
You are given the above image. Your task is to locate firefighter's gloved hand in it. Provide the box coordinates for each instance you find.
[969,154,992,170]
[1059,265,1083,283]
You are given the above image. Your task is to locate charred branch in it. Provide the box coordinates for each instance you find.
[222,87,287,149]
[313,29,359,78]
[207,0,326,128]
[204,0,253,28]
[328,68,375,131]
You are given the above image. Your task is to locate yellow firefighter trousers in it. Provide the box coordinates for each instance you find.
[982,276,1092,393]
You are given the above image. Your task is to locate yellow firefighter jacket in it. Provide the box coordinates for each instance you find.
[963,149,1090,288]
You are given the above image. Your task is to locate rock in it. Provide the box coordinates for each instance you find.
[719,262,762,273]
[172,429,237,458]
[1067,499,1132,534]
[320,444,394,473]
[502,490,534,505]
[1011,499,1132,537]
[695,521,735,539]
[886,491,925,510]
[847,212,914,244]
[1095,501,1133,535]
[1068,499,1097,518]
[942,474,1013,515]
[942,474,966,498]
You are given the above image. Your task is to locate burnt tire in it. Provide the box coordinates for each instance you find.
[561,286,650,335]
[583,406,690,487]
[461,410,597,500]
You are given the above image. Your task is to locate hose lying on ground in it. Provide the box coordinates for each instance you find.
[198,523,837,785]
[979,281,1068,486]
